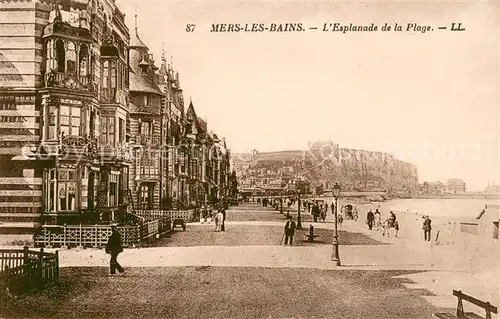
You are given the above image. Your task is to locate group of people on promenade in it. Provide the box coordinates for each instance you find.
[366,209,399,237]
[194,204,228,232]
[364,208,433,241]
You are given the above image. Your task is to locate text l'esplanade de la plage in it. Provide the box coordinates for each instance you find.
[208,22,465,33]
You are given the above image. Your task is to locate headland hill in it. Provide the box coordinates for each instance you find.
[233,141,499,201]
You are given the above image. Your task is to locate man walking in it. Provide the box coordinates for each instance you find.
[106,225,125,275]
[423,215,432,241]
[312,203,320,222]
[220,205,227,232]
[366,209,374,230]
[283,215,297,246]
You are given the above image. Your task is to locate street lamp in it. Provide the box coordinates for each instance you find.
[296,182,302,229]
[331,183,341,266]
[280,188,283,214]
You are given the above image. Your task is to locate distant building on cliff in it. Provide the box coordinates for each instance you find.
[445,178,467,194]
[307,141,339,160]
[484,181,500,194]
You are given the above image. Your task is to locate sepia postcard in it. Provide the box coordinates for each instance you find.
[0,0,499,318]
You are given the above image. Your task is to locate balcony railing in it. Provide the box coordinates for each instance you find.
[44,71,95,92]
[138,134,161,146]
[60,135,98,155]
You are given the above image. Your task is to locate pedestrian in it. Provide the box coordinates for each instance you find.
[337,212,343,228]
[221,206,226,231]
[422,215,432,241]
[374,209,382,231]
[201,205,208,223]
[320,205,327,222]
[312,203,320,222]
[366,209,374,230]
[214,210,223,232]
[105,224,125,275]
[283,215,296,246]
[353,207,358,221]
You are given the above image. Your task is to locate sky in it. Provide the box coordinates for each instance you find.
[116,0,499,191]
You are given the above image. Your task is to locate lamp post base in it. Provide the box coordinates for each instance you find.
[330,257,341,266]
[332,236,341,266]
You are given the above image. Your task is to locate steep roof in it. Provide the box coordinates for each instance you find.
[129,68,163,95]
[197,117,207,133]
[130,26,148,49]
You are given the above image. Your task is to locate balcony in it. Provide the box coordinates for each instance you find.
[98,143,131,162]
[100,35,119,57]
[138,134,161,147]
[60,135,97,156]
[44,71,95,92]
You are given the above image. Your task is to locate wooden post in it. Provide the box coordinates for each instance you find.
[485,302,492,319]
[23,246,29,265]
[63,224,67,248]
[38,248,44,288]
[23,246,29,290]
[47,227,52,248]
[55,250,60,282]
[79,223,83,247]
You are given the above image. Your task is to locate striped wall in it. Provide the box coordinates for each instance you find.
[0,172,43,226]
[0,1,51,88]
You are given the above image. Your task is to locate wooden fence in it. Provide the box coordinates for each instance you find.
[33,216,172,248]
[0,247,59,293]
[135,209,196,223]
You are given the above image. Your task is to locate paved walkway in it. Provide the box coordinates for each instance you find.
[9,203,497,318]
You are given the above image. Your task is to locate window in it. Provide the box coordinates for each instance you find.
[100,116,115,146]
[60,105,81,137]
[101,60,116,88]
[79,45,89,76]
[144,95,150,106]
[109,173,119,207]
[47,169,56,211]
[55,40,65,72]
[46,40,53,71]
[58,168,78,211]
[140,121,152,135]
[118,118,124,143]
[66,42,76,73]
[48,105,56,140]
[102,61,109,88]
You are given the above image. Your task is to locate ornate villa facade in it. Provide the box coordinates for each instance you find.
[0,0,233,233]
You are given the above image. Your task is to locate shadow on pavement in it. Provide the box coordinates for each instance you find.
[146,225,387,247]
[0,267,446,319]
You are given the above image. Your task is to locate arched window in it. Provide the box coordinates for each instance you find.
[46,39,53,71]
[55,40,65,72]
[66,42,76,73]
[79,44,89,76]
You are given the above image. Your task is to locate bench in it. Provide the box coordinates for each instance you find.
[433,290,498,319]
[172,218,186,231]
